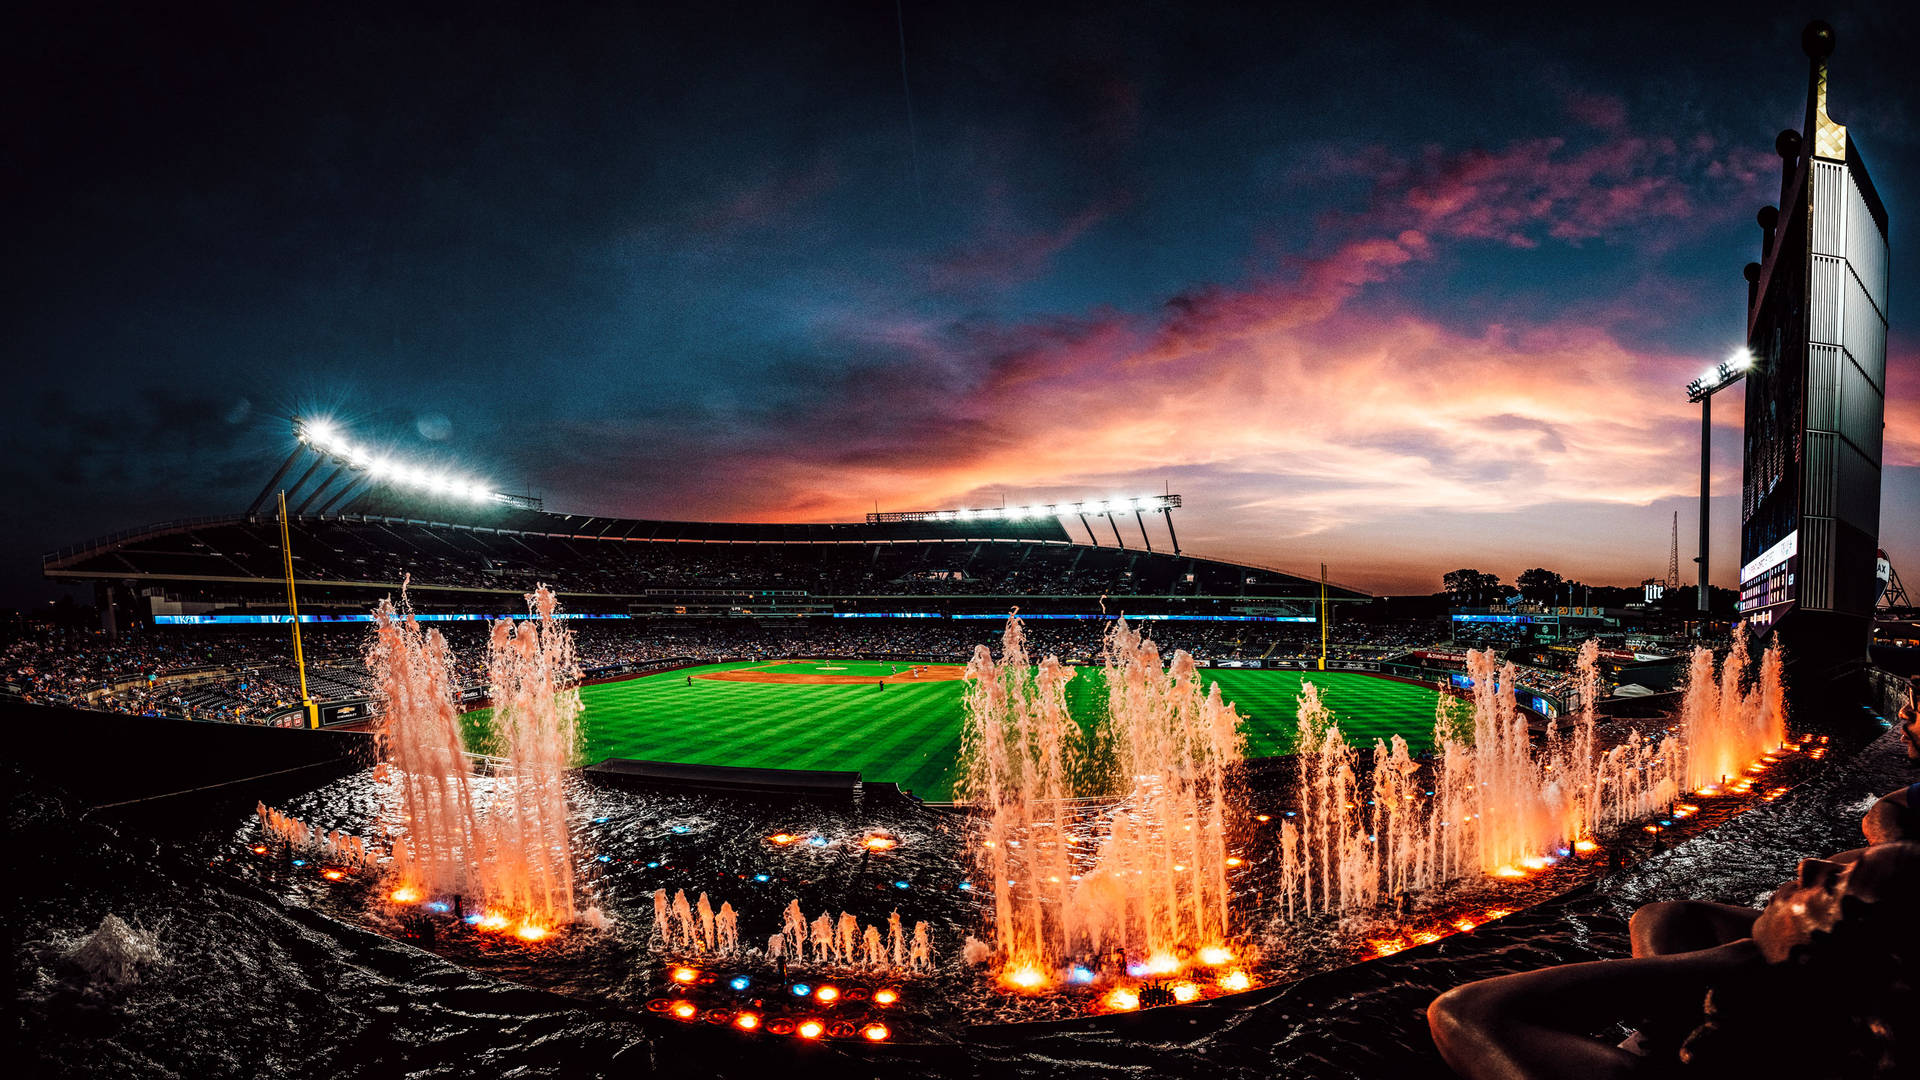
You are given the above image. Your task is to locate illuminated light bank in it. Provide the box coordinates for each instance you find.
[296,418,502,505]
[867,494,1180,524]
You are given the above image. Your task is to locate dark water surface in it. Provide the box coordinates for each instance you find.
[10,726,1910,1079]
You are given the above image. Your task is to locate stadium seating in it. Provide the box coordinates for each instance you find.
[46,513,1349,606]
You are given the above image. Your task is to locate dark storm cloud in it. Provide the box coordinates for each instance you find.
[4,1,1917,601]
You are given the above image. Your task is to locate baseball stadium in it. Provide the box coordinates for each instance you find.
[9,13,1915,1080]
[30,420,1447,802]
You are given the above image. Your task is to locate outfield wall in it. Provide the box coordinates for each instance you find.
[0,699,374,807]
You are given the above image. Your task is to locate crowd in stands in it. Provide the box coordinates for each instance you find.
[60,517,1331,599]
[1508,666,1582,698]
[3,616,1451,723]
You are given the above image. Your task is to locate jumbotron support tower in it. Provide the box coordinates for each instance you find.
[1738,22,1890,715]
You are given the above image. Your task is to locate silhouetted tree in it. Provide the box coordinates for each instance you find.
[1443,569,1505,607]
[1516,568,1565,603]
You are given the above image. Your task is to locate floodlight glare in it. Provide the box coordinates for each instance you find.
[299,418,338,448]
[289,418,516,508]
[868,493,1180,525]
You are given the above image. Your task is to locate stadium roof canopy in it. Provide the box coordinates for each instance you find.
[338,488,1080,544]
[45,483,1370,609]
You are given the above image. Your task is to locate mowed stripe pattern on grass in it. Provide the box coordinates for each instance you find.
[465,663,1441,802]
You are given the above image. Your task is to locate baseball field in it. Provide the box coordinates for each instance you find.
[463,659,1442,802]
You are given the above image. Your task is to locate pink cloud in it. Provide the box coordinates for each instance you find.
[1881,337,1920,467]
[598,121,1799,589]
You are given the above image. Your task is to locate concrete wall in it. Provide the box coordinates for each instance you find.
[0,700,375,807]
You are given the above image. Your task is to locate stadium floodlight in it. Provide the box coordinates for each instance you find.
[1686,348,1755,403]
[291,417,516,508]
[1683,348,1757,626]
[867,494,1181,525]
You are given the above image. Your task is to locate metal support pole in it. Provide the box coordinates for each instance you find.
[1077,512,1100,546]
[1106,512,1125,549]
[1698,394,1711,621]
[248,447,305,516]
[313,475,367,516]
[1134,509,1153,553]
[1162,507,1180,555]
[294,464,348,514]
[282,457,325,508]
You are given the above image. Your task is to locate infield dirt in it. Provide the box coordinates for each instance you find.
[695,663,968,686]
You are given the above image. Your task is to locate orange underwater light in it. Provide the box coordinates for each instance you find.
[1002,966,1048,990]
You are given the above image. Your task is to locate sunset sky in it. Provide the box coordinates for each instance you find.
[7,1,1916,603]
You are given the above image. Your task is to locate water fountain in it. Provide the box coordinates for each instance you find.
[1277,641,1686,913]
[370,584,587,932]
[370,591,486,904]
[218,609,1808,1042]
[479,588,584,926]
[960,615,1245,993]
[1683,624,1788,793]
[62,915,165,989]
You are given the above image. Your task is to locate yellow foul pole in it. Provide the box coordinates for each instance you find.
[1313,564,1328,664]
[278,491,317,728]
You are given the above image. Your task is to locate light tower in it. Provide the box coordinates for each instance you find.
[1666,512,1680,589]
[1687,350,1755,625]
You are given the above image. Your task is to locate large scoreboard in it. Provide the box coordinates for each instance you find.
[1737,35,1888,649]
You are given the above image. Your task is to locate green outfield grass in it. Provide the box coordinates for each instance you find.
[464,662,1442,802]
